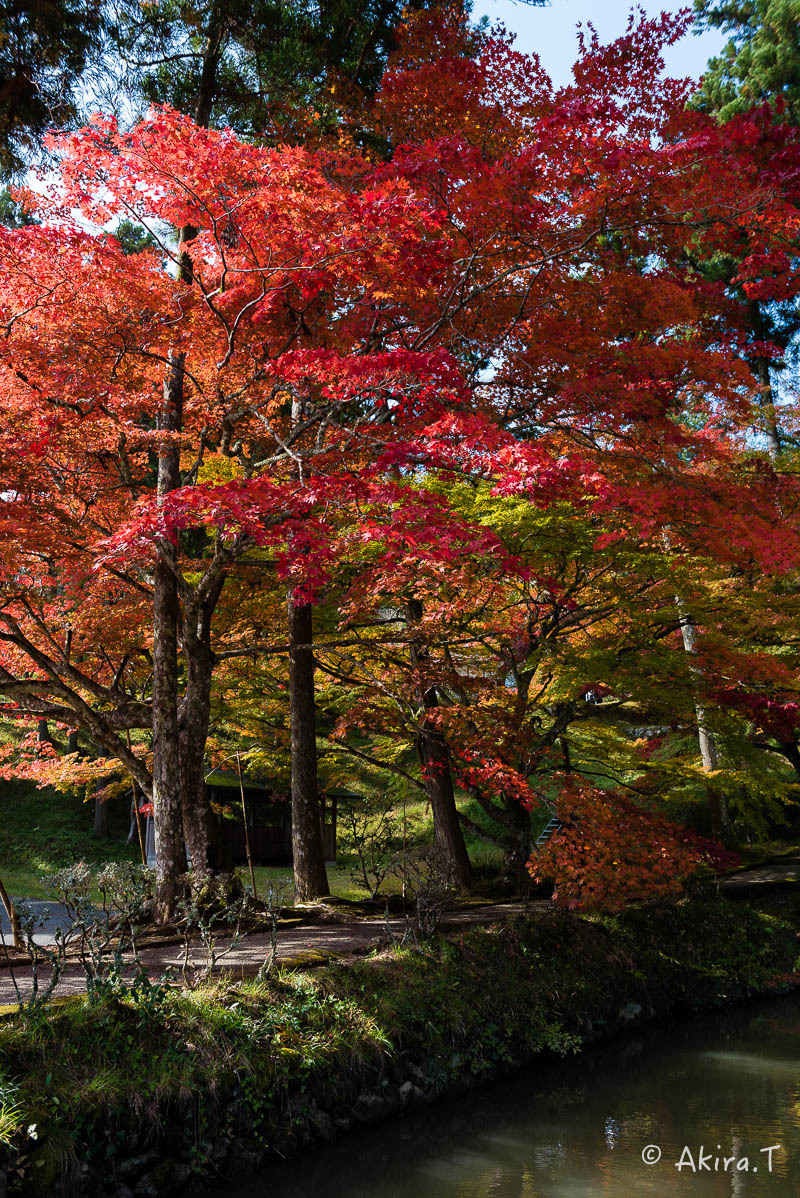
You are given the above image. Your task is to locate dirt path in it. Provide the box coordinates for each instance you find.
[0,900,543,1008]
[719,854,800,892]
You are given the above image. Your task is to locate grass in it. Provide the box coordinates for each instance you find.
[0,780,512,904]
[0,780,140,900]
[238,863,379,903]
[730,838,800,867]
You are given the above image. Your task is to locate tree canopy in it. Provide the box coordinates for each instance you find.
[2,6,800,915]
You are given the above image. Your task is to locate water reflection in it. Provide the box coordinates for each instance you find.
[211,997,800,1197]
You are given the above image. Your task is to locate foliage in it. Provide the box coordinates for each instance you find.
[0,0,103,177]
[2,7,800,911]
[338,792,403,900]
[174,873,251,988]
[0,1075,22,1148]
[389,844,457,939]
[693,0,800,123]
[528,782,741,913]
[7,862,160,1012]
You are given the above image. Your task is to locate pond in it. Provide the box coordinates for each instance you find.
[210,995,800,1197]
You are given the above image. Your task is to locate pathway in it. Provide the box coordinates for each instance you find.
[0,900,539,1008]
[719,853,800,893]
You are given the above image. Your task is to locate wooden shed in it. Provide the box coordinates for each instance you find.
[207,773,340,865]
[144,776,343,867]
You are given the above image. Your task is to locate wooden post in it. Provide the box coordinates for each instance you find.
[127,731,148,866]
[0,873,21,950]
[132,787,147,867]
[237,752,258,899]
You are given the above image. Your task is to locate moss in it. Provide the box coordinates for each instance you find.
[0,898,798,1195]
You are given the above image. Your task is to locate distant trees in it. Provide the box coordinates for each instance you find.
[0,0,102,177]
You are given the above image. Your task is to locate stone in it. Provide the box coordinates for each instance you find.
[118,1153,158,1180]
[307,1107,337,1144]
[352,1087,401,1125]
[619,1002,642,1023]
[132,1178,159,1198]
[270,1131,298,1159]
[166,1164,192,1191]
[398,1080,426,1109]
[406,1063,433,1091]
[352,1092,391,1124]
[211,1137,231,1165]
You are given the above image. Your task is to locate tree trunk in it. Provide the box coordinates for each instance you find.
[151,349,188,921]
[148,155,218,897]
[160,7,245,877]
[407,599,473,889]
[36,719,54,747]
[193,1,225,126]
[0,873,21,950]
[755,356,781,459]
[179,701,217,875]
[147,18,225,906]
[179,598,233,875]
[500,798,533,882]
[93,782,109,838]
[750,302,781,459]
[678,604,727,839]
[288,596,330,900]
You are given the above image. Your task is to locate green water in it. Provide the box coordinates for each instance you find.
[214,997,800,1196]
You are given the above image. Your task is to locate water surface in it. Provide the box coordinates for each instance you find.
[212,996,800,1197]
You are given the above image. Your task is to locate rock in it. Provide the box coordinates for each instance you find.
[166,1164,193,1191]
[352,1087,401,1125]
[118,1153,158,1180]
[398,1081,425,1109]
[352,1092,391,1124]
[132,1179,159,1198]
[406,1063,434,1092]
[211,1137,231,1166]
[307,1107,337,1144]
[270,1130,298,1159]
[619,1002,642,1023]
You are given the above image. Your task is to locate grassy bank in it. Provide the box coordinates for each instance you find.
[0,782,140,899]
[0,897,798,1197]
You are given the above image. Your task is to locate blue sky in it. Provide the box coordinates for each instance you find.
[477,1,727,86]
